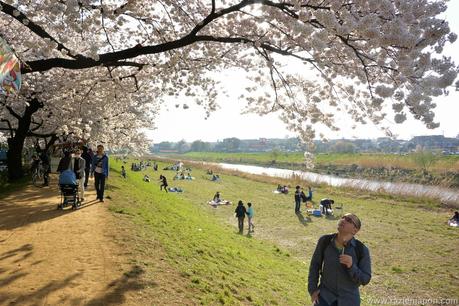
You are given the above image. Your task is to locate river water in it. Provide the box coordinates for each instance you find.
[215,163,459,206]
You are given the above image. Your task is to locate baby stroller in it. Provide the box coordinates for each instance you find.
[58,170,81,210]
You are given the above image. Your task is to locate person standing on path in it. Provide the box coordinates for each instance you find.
[308,213,371,306]
[235,200,247,234]
[246,202,255,233]
[91,145,109,202]
[81,146,92,189]
[73,149,86,201]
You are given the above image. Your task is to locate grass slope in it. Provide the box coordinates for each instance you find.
[109,159,459,305]
[109,160,308,305]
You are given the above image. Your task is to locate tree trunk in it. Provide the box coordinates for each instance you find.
[6,136,25,180]
[6,98,43,181]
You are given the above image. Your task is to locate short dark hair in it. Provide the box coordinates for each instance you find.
[247,202,252,207]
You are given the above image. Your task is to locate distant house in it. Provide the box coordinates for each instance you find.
[409,135,459,153]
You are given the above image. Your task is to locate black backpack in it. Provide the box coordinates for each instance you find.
[74,158,81,179]
[318,234,365,271]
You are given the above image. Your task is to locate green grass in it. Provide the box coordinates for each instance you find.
[108,160,308,305]
[173,152,459,173]
[108,159,459,305]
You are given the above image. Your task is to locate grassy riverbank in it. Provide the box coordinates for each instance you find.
[107,159,459,305]
[161,152,459,187]
[173,152,459,173]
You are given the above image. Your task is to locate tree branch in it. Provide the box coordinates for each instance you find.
[0,0,84,60]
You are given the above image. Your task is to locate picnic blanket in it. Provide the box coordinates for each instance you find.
[168,187,183,193]
[208,200,231,206]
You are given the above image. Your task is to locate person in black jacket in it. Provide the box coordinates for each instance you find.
[81,146,92,189]
[235,200,247,234]
[294,186,302,213]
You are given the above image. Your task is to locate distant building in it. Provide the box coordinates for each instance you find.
[409,135,459,153]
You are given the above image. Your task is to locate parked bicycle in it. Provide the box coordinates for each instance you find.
[31,161,49,187]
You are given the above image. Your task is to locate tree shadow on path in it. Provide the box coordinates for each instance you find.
[0,183,75,232]
[85,265,156,306]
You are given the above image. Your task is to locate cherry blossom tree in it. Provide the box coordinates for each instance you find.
[1,0,458,178]
[1,67,157,179]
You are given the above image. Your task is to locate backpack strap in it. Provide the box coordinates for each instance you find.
[319,234,365,272]
[318,234,335,274]
[354,239,365,263]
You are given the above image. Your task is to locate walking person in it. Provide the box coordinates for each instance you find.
[294,185,302,213]
[308,213,371,306]
[246,202,255,233]
[73,149,86,201]
[234,200,247,234]
[81,146,92,189]
[159,174,168,192]
[91,144,109,202]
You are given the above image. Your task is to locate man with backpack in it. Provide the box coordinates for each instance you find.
[308,213,371,306]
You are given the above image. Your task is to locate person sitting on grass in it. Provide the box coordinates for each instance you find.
[281,185,289,194]
[143,174,150,182]
[450,211,459,223]
[213,191,221,203]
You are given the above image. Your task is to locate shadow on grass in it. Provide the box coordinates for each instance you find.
[296,212,311,226]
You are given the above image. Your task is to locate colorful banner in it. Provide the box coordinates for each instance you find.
[0,37,21,95]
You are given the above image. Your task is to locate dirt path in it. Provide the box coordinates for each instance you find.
[0,178,145,305]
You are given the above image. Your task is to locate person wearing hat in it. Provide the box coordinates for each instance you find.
[308,213,371,306]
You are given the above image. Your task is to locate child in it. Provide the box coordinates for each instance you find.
[159,174,168,192]
[247,202,255,233]
[121,165,126,178]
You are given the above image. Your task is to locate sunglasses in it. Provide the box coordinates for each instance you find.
[342,215,358,228]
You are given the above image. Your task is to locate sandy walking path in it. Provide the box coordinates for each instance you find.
[0,178,144,305]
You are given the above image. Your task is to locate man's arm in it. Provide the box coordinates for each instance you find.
[308,236,326,296]
[346,245,372,286]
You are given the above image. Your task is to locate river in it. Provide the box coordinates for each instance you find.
[214,162,459,206]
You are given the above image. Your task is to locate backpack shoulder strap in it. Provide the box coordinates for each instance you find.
[354,239,365,263]
[318,234,335,272]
